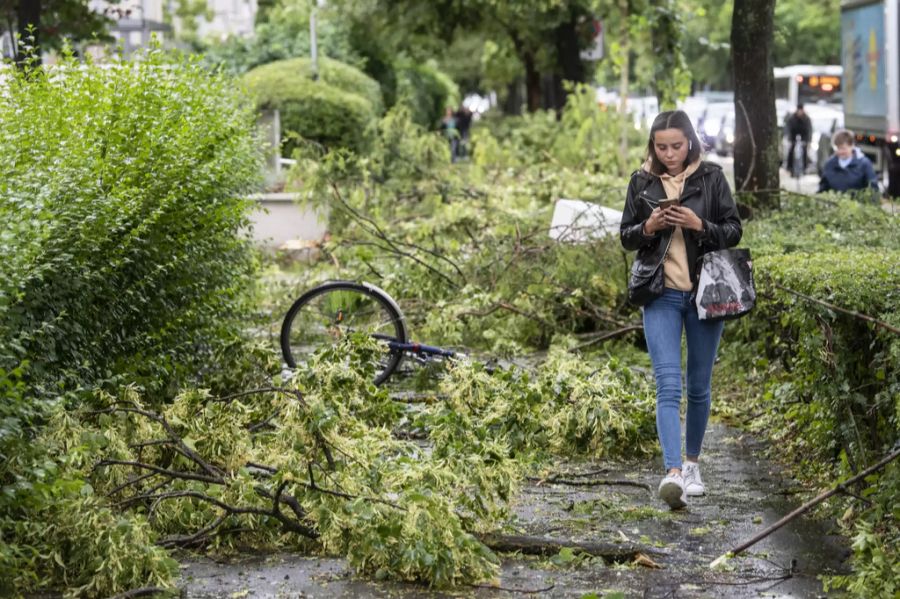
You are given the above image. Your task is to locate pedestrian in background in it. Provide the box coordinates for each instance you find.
[454,104,473,159]
[620,110,743,510]
[785,104,812,175]
[440,107,460,162]
[818,129,879,200]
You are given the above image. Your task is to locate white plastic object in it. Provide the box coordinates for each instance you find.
[548,198,623,243]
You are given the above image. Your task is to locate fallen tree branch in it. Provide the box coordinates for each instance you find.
[477,532,664,563]
[527,476,651,493]
[95,459,223,484]
[712,444,900,566]
[105,471,158,498]
[772,283,900,335]
[569,325,643,352]
[90,403,224,479]
[159,514,228,548]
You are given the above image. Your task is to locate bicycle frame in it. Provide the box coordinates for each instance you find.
[371,333,458,359]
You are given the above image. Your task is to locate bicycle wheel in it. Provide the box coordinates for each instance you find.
[280,281,407,385]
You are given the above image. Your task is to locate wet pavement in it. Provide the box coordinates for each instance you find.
[179,422,849,598]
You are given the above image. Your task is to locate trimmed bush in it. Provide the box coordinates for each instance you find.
[395,62,460,128]
[243,57,379,154]
[243,56,383,114]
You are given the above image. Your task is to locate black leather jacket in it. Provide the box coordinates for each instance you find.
[619,161,742,289]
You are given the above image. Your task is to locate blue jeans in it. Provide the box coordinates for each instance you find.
[642,288,724,471]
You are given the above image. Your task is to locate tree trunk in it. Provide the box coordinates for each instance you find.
[524,51,542,112]
[731,0,780,208]
[503,78,523,116]
[540,72,562,112]
[553,11,585,111]
[618,0,630,162]
[15,0,40,65]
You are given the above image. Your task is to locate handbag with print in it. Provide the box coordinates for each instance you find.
[694,248,755,321]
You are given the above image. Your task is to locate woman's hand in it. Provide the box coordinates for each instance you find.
[663,206,704,232]
[643,208,668,235]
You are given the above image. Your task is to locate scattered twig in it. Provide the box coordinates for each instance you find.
[538,468,611,479]
[330,183,462,288]
[704,573,793,587]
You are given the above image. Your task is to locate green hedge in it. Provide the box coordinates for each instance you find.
[0,49,264,595]
[395,62,460,128]
[243,57,379,154]
[748,250,899,465]
[721,197,900,596]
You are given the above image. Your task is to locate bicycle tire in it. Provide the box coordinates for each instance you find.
[280,281,407,385]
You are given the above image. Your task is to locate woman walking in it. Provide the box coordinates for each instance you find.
[620,110,742,509]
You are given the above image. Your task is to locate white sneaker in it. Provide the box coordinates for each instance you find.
[683,462,705,496]
[658,472,688,509]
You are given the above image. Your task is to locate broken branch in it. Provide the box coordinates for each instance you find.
[712,444,900,565]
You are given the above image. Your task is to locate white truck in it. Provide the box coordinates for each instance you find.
[841,0,900,195]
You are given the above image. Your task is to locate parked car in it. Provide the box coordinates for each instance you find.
[697,102,733,149]
[714,111,736,156]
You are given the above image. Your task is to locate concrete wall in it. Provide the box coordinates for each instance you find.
[248,193,328,250]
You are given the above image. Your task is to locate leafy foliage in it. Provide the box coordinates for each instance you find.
[0,47,263,402]
[197,0,363,73]
[287,87,644,356]
[395,61,461,128]
[41,336,656,588]
[772,0,841,66]
[0,48,269,596]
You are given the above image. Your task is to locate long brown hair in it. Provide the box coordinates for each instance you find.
[646,110,703,175]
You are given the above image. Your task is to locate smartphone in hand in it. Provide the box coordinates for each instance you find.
[658,198,680,210]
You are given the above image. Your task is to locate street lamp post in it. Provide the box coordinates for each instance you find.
[310,1,318,81]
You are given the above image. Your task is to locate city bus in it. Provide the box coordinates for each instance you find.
[774,64,843,109]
